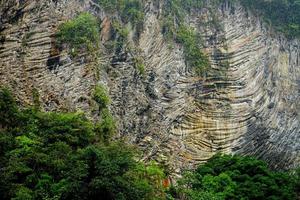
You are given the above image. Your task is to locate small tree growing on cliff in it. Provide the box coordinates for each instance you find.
[93,84,111,110]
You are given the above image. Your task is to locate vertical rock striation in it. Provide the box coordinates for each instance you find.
[0,0,95,112]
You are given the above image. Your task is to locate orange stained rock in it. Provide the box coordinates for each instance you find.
[162,178,170,188]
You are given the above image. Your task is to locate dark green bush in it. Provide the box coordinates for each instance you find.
[0,87,19,128]
[171,154,299,200]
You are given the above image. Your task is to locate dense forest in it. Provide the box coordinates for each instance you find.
[0,88,299,200]
[0,87,166,200]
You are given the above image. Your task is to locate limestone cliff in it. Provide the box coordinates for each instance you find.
[0,0,299,174]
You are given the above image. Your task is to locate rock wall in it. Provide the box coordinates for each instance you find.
[0,0,94,112]
[0,0,299,174]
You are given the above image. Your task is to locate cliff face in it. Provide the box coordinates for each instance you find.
[1,0,299,174]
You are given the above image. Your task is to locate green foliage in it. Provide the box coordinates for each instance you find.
[129,162,166,199]
[93,84,111,109]
[120,0,144,25]
[161,16,176,42]
[171,154,299,200]
[12,187,34,200]
[161,1,210,76]
[134,56,145,75]
[96,0,119,11]
[240,0,300,38]
[162,17,210,75]
[32,88,40,110]
[56,12,99,55]
[0,87,19,128]
[93,85,116,144]
[112,21,130,39]
[0,109,94,199]
[97,0,144,26]
[0,88,165,200]
[97,0,144,48]
[176,25,210,76]
[111,21,130,51]
[95,108,116,143]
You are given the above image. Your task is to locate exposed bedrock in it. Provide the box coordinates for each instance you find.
[0,0,299,174]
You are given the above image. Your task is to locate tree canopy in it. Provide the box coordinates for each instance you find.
[0,88,166,200]
[169,154,300,200]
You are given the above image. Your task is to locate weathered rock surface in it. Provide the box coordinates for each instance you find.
[0,0,299,174]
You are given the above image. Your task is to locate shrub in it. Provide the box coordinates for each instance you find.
[94,108,116,143]
[161,16,176,42]
[134,57,145,75]
[111,21,130,51]
[93,84,111,109]
[120,0,144,25]
[56,12,99,55]
[176,25,210,76]
[96,0,119,11]
[97,0,144,26]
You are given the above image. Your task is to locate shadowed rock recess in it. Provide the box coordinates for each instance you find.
[0,0,299,174]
